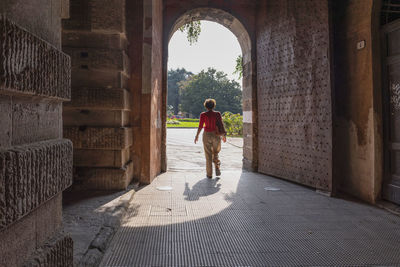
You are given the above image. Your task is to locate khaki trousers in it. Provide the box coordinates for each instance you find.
[202,131,221,177]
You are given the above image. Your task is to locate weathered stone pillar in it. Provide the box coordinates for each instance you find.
[242,33,258,172]
[62,0,134,190]
[332,0,383,203]
[0,1,73,265]
[128,0,163,184]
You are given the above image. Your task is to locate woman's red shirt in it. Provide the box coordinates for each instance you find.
[198,110,222,132]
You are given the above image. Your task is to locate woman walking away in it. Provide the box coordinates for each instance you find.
[194,99,227,179]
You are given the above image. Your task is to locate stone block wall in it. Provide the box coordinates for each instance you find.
[62,0,134,190]
[0,0,73,265]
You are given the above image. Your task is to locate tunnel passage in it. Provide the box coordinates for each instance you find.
[61,0,333,193]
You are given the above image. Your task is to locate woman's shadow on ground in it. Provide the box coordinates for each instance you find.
[183,177,221,201]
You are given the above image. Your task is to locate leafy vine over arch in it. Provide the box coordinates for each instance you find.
[179,20,201,45]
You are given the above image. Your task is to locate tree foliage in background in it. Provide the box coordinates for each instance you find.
[168,68,192,115]
[222,112,243,137]
[180,68,242,117]
[179,20,201,45]
[233,55,243,79]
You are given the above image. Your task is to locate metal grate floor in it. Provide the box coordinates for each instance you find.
[100,171,400,266]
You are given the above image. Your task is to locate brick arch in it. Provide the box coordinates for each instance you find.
[161,7,258,171]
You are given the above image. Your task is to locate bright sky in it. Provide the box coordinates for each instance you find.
[168,21,242,82]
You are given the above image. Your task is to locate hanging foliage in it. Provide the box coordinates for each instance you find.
[233,55,243,80]
[179,20,201,45]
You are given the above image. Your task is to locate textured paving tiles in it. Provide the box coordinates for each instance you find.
[100,171,400,266]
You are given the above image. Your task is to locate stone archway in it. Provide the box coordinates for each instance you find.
[161,7,258,172]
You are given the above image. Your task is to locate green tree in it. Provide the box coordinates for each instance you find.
[180,68,242,117]
[168,68,192,115]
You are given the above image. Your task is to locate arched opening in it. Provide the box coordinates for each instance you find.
[166,21,243,172]
[161,8,257,173]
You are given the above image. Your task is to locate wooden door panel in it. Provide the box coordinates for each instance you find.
[383,20,400,204]
[388,29,400,56]
[389,63,400,142]
[391,151,400,176]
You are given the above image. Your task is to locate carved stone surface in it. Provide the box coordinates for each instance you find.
[11,99,62,146]
[71,69,128,88]
[73,148,130,168]
[74,161,134,190]
[62,0,125,33]
[23,232,74,267]
[64,47,128,72]
[0,96,12,148]
[0,139,73,230]
[64,88,130,110]
[0,15,71,100]
[0,193,63,267]
[63,109,130,128]
[64,127,133,150]
[0,0,63,47]
[62,31,127,50]
[256,0,332,191]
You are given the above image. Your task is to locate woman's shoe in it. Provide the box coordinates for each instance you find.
[216,168,221,176]
[207,175,212,179]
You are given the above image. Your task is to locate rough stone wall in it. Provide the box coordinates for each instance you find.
[23,232,74,267]
[149,0,164,179]
[163,0,258,171]
[0,1,73,265]
[62,0,134,190]
[126,0,164,184]
[256,0,333,192]
[126,0,143,181]
[1,193,72,266]
[0,0,63,48]
[333,0,383,203]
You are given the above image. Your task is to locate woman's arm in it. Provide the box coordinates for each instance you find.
[195,114,204,144]
[194,127,202,144]
[217,112,227,143]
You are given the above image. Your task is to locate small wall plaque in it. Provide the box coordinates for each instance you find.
[357,40,366,50]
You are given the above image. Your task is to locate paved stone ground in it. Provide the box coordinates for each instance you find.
[166,128,243,174]
[63,187,135,266]
[100,129,400,266]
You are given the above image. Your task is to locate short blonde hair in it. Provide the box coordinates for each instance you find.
[204,99,216,110]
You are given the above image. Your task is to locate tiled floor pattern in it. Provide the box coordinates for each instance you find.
[100,171,400,266]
